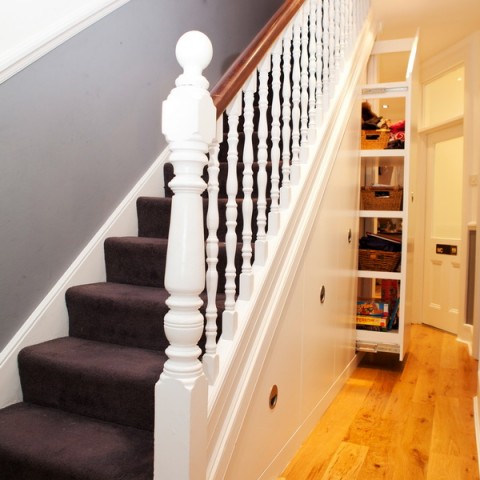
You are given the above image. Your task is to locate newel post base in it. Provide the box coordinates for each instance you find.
[154,30,216,480]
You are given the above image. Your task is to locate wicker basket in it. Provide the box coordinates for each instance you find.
[361,129,390,150]
[361,186,403,211]
[358,249,401,272]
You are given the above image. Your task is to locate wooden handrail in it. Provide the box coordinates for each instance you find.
[211,0,304,117]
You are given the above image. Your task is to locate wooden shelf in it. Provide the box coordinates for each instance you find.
[357,270,402,280]
[360,149,405,158]
[359,210,404,219]
[356,329,401,354]
[361,81,408,98]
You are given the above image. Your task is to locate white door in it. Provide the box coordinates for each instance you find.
[423,125,464,334]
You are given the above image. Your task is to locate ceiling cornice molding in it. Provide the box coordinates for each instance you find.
[0,0,130,85]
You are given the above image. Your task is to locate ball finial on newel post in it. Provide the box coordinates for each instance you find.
[175,30,213,89]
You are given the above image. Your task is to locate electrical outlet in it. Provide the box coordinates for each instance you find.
[470,175,478,186]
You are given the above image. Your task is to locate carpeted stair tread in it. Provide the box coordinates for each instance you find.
[0,402,153,480]
[67,282,170,350]
[136,196,171,239]
[137,195,270,242]
[19,336,165,431]
[67,282,225,349]
[104,236,168,287]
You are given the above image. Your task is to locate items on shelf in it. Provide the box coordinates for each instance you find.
[361,101,389,130]
[356,281,400,332]
[361,101,405,149]
[361,185,403,210]
[358,232,401,272]
[377,218,402,233]
[381,279,400,330]
[387,120,405,149]
[356,299,389,330]
[361,101,390,149]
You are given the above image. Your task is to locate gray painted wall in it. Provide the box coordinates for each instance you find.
[0,0,283,350]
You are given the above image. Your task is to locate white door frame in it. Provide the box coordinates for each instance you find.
[422,122,465,334]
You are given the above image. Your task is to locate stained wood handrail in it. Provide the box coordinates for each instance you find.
[211,0,304,117]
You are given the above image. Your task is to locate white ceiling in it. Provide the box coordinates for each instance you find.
[371,0,480,62]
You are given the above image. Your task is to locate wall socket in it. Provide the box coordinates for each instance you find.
[470,174,478,186]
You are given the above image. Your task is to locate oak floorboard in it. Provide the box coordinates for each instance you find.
[281,324,479,480]
[320,442,368,480]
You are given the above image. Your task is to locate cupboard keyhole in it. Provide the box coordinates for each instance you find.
[269,385,278,410]
[320,285,326,304]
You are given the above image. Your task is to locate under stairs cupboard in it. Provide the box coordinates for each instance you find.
[356,36,419,361]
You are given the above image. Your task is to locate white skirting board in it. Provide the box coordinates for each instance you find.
[0,149,168,409]
[457,323,474,356]
[474,395,480,478]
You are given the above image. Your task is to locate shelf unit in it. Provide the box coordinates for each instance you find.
[356,37,418,360]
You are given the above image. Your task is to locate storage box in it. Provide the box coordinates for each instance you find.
[356,315,388,328]
[361,186,403,211]
[361,129,390,149]
[357,299,390,317]
[358,249,401,272]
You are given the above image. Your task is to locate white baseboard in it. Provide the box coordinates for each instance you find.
[474,396,480,478]
[457,323,474,356]
[0,149,168,408]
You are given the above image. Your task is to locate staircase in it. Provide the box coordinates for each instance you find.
[0,1,374,478]
[0,61,284,480]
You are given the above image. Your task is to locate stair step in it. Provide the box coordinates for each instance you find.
[105,236,168,287]
[137,196,270,242]
[67,282,225,350]
[18,336,166,431]
[0,402,152,480]
[67,282,170,350]
[136,196,172,239]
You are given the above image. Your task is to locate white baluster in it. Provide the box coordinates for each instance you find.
[203,118,222,384]
[315,3,324,126]
[239,74,256,301]
[355,0,360,36]
[254,55,271,266]
[290,12,302,184]
[155,30,215,480]
[322,0,330,114]
[334,1,341,79]
[345,0,352,57]
[349,0,355,53]
[268,38,282,235]
[329,0,335,94]
[340,0,346,64]
[280,23,293,208]
[299,4,310,163]
[222,93,242,340]
[308,0,317,142]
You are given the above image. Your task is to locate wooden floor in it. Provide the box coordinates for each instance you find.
[281,324,479,479]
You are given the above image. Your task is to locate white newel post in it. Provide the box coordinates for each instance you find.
[155,31,216,480]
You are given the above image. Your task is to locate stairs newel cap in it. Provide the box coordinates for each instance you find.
[162,31,216,145]
[175,30,212,89]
